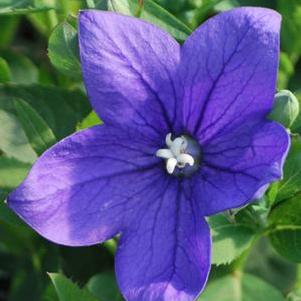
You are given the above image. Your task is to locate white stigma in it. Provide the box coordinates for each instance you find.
[156,133,194,174]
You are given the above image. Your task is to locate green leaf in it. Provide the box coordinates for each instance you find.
[277,0,301,59]
[0,57,11,83]
[101,0,192,42]
[0,84,91,139]
[14,98,57,156]
[0,51,38,85]
[49,273,99,301]
[0,16,20,48]
[0,0,53,15]
[0,109,37,163]
[268,195,301,262]
[276,137,301,202]
[48,21,82,79]
[278,52,294,90]
[200,273,285,301]
[86,272,123,301]
[0,156,31,189]
[209,215,257,265]
[77,111,102,130]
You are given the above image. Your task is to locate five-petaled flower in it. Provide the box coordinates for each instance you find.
[8,7,290,301]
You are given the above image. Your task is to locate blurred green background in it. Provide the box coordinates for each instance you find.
[0,0,301,301]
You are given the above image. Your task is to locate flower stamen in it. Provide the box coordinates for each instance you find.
[156,133,195,174]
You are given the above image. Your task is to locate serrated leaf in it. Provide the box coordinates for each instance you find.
[0,156,31,189]
[276,137,301,202]
[209,215,257,265]
[49,273,99,301]
[200,273,285,301]
[268,195,301,262]
[0,84,91,139]
[0,109,37,163]
[0,0,53,15]
[86,272,123,301]
[48,21,82,79]
[14,98,57,155]
[96,0,192,42]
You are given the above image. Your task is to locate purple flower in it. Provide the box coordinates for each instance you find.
[8,7,289,301]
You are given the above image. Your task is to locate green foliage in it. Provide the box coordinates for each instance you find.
[0,157,31,189]
[276,137,301,202]
[0,57,11,83]
[0,51,39,85]
[0,108,37,163]
[268,196,301,262]
[0,84,91,139]
[49,273,99,301]
[90,0,192,41]
[13,98,57,155]
[0,16,20,47]
[77,111,102,130]
[209,215,257,265]
[1,1,301,301]
[0,0,53,15]
[278,53,295,90]
[86,272,123,301]
[200,273,285,301]
[48,21,82,79]
[277,0,301,59]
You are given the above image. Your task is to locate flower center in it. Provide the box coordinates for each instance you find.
[156,133,201,176]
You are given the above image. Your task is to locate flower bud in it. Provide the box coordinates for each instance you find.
[268,90,299,128]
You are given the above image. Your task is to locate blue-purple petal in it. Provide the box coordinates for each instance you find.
[115,179,211,301]
[8,125,162,246]
[178,7,281,142]
[195,120,290,215]
[79,11,181,139]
